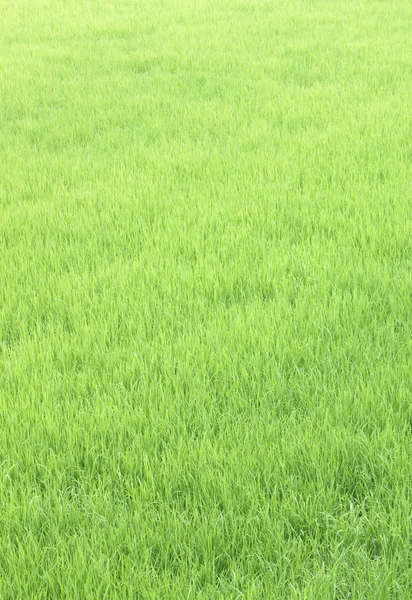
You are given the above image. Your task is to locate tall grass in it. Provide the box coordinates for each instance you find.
[1,0,412,597]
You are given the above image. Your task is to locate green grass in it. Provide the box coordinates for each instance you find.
[1,0,412,597]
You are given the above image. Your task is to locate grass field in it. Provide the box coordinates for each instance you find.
[1,0,412,597]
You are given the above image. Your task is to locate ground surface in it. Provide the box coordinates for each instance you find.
[1,0,412,597]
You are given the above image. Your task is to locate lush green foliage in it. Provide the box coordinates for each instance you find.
[1,0,412,597]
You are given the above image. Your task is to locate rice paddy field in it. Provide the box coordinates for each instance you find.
[1,0,412,597]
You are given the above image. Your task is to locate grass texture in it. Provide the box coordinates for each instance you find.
[1,0,412,597]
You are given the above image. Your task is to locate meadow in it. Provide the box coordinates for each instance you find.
[1,0,412,597]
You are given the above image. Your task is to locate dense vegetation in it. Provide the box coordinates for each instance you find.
[1,0,412,597]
